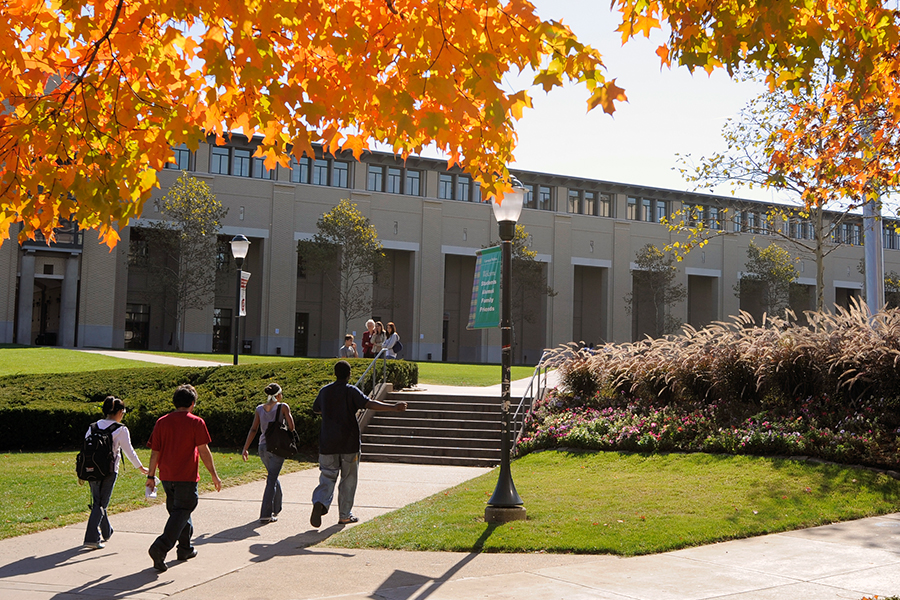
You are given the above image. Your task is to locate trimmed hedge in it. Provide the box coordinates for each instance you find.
[0,358,417,451]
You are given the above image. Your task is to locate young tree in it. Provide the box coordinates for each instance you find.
[670,62,875,311]
[625,244,687,338]
[613,1,900,228]
[735,241,799,319]
[141,172,228,350]
[298,200,387,335]
[0,1,624,247]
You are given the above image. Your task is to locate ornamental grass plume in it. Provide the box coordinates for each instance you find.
[524,303,900,469]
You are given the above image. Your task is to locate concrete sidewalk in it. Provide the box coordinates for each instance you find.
[2,462,900,600]
[76,349,229,368]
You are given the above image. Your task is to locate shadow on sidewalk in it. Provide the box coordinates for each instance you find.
[368,524,500,600]
[49,569,170,600]
[0,547,87,579]
[248,524,354,562]
[192,519,268,545]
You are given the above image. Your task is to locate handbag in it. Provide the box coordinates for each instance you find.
[265,404,299,458]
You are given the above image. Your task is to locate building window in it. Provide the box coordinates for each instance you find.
[312,159,329,185]
[655,200,667,223]
[885,225,898,250]
[456,176,471,202]
[252,156,273,179]
[641,198,652,222]
[438,173,454,199]
[537,185,553,211]
[598,193,611,217]
[166,144,192,170]
[332,161,349,188]
[405,170,421,196]
[438,173,478,201]
[708,207,720,230]
[297,253,306,278]
[128,231,149,266]
[232,148,251,177]
[386,167,402,193]
[523,184,535,209]
[290,156,310,183]
[216,239,231,271]
[583,191,596,216]
[733,211,743,232]
[211,146,230,174]
[627,196,638,220]
[367,165,384,192]
[567,189,581,214]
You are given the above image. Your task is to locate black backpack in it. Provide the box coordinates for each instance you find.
[76,422,122,481]
[265,404,299,459]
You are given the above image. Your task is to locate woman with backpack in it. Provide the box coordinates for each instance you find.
[83,396,148,549]
[241,382,295,523]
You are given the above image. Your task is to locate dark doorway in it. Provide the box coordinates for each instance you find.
[295,312,309,357]
[125,304,150,350]
[212,308,232,354]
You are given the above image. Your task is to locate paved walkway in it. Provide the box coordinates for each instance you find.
[77,349,230,368]
[1,461,900,600]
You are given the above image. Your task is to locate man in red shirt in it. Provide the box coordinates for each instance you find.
[145,384,222,572]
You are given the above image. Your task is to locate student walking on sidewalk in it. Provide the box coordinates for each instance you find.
[309,360,407,527]
[145,384,222,572]
[241,382,295,522]
[83,396,148,549]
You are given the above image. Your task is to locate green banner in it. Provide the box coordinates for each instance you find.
[467,245,502,330]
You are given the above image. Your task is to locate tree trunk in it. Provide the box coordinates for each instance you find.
[815,206,825,312]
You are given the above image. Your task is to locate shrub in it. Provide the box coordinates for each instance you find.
[0,358,416,451]
[522,306,900,470]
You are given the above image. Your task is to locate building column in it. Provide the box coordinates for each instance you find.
[16,250,35,345]
[58,253,80,347]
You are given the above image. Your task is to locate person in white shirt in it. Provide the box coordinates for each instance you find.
[83,396,148,549]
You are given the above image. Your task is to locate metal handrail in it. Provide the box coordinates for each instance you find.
[354,348,390,394]
[510,350,551,448]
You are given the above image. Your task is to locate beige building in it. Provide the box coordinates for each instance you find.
[2,135,897,364]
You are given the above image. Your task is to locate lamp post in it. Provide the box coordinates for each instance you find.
[485,177,526,523]
[230,234,250,366]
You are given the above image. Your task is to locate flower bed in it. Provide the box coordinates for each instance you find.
[519,306,900,470]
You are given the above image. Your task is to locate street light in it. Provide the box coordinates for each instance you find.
[230,234,250,366]
[485,176,526,523]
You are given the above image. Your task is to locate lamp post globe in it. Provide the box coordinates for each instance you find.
[230,235,250,366]
[486,177,526,523]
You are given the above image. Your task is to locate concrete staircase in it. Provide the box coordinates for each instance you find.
[360,392,504,467]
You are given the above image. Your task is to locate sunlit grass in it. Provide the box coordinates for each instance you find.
[324,450,900,555]
[0,448,314,540]
[416,363,534,386]
[0,345,160,376]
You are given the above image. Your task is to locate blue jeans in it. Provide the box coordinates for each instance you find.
[151,481,198,555]
[258,444,284,519]
[311,453,360,521]
[84,472,117,544]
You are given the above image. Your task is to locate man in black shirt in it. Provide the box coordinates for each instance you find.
[310,360,407,527]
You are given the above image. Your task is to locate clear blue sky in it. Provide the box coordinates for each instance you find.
[508,0,783,204]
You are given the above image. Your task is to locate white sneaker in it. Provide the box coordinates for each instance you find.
[83,541,104,550]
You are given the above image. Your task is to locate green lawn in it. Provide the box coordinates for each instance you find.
[0,346,158,376]
[323,450,900,555]
[416,363,535,386]
[0,449,315,540]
